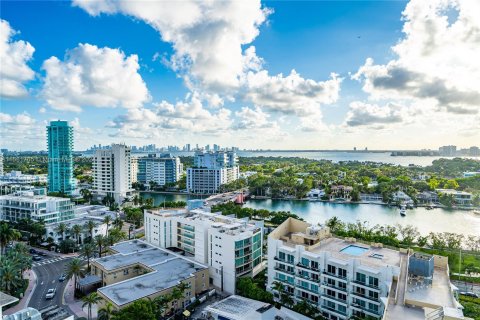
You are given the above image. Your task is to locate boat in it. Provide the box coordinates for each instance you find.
[473,210,480,215]
[400,203,407,217]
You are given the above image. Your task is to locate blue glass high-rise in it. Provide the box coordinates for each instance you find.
[47,120,75,195]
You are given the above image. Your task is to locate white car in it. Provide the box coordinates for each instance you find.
[45,288,56,299]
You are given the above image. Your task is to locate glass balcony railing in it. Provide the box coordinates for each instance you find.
[321,304,347,316]
[274,266,295,275]
[322,271,348,281]
[351,291,380,303]
[321,281,347,292]
[352,280,380,290]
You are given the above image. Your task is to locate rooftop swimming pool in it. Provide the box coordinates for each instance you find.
[340,245,369,256]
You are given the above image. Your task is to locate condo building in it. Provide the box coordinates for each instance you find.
[90,240,208,311]
[0,189,74,224]
[267,218,465,320]
[92,144,133,203]
[187,150,239,194]
[137,153,182,186]
[47,120,75,195]
[130,156,138,183]
[144,207,263,294]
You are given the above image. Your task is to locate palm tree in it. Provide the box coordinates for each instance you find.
[82,292,102,320]
[8,250,32,274]
[98,301,115,320]
[95,235,107,257]
[106,228,126,246]
[71,224,83,245]
[112,217,123,230]
[80,243,96,271]
[280,292,294,308]
[272,281,284,294]
[0,258,22,294]
[55,223,68,241]
[153,295,170,318]
[0,222,21,254]
[103,216,112,237]
[84,220,98,242]
[65,258,83,291]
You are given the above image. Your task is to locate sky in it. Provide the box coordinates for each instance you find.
[0,0,479,151]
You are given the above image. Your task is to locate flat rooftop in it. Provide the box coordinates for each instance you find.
[96,241,174,270]
[283,236,402,269]
[95,240,207,306]
[405,267,458,308]
[98,257,205,306]
[205,295,274,320]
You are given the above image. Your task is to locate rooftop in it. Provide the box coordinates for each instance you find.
[95,240,207,306]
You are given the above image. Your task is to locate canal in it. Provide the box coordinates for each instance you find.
[141,192,480,236]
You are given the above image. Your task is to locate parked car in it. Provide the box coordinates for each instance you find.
[32,255,42,261]
[45,288,56,299]
[59,274,67,282]
[460,292,479,298]
[37,251,47,256]
[29,248,37,254]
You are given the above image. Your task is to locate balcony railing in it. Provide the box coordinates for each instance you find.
[321,304,347,316]
[352,280,380,290]
[321,282,347,292]
[322,271,348,281]
[322,294,348,306]
[351,304,382,316]
[274,266,295,275]
[274,277,295,286]
[296,285,319,295]
[351,291,380,303]
[274,256,295,265]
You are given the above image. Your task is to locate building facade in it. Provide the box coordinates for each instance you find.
[47,120,75,195]
[137,154,182,186]
[92,144,133,203]
[0,171,47,184]
[187,151,239,194]
[144,207,263,294]
[130,156,138,183]
[0,189,74,224]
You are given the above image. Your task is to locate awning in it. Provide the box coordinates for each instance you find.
[78,275,102,287]
[183,310,191,317]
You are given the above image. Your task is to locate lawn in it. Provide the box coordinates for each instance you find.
[459,296,480,320]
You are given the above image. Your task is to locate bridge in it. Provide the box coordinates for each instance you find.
[204,189,249,207]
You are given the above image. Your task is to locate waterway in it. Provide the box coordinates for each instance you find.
[141,192,480,236]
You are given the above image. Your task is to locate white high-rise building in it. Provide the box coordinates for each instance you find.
[144,207,263,294]
[92,144,133,203]
[130,156,138,184]
[137,154,182,187]
[0,153,3,176]
[187,150,239,194]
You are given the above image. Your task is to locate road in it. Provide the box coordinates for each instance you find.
[28,255,72,313]
[452,280,480,295]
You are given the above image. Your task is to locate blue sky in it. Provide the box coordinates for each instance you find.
[1,0,479,150]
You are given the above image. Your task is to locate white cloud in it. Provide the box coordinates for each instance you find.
[39,107,46,114]
[0,19,35,98]
[353,0,480,114]
[344,102,405,128]
[0,112,44,148]
[234,106,277,130]
[73,0,270,93]
[41,43,150,112]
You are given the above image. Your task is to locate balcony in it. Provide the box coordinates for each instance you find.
[321,304,348,317]
[321,282,347,292]
[351,304,382,317]
[297,273,320,283]
[322,294,348,306]
[180,225,195,232]
[351,280,380,291]
[322,271,348,281]
[351,291,380,304]
[274,277,295,287]
[274,266,295,275]
[296,285,319,295]
[274,256,295,265]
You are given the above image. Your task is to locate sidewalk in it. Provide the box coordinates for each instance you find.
[32,246,80,258]
[63,277,89,318]
[3,270,37,315]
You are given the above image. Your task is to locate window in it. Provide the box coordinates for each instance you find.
[279,251,286,260]
[326,289,335,298]
[339,282,347,290]
[369,277,379,287]
[356,272,366,283]
[327,278,335,286]
[310,284,318,293]
[123,269,129,275]
[311,261,319,270]
[368,303,379,312]
[369,290,379,299]
[287,254,294,264]
[338,268,347,278]
[338,293,347,301]
[301,257,309,266]
[327,264,336,274]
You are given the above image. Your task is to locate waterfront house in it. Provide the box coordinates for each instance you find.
[436,189,472,206]
[359,193,383,203]
[307,189,326,201]
[392,191,414,206]
[329,185,353,201]
[417,191,438,204]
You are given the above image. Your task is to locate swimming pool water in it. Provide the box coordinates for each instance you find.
[340,245,369,256]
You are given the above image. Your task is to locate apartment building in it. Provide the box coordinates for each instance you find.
[0,189,74,224]
[137,153,182,186]
[47,120,75,195]
[0,171,47,184]
[92,144,133,203]
[90,240,208,311]
[267,218,466,320]
[187,150,239,194]
[144,207,263,294]
[130,156,138,183]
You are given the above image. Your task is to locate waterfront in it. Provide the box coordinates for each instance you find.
[141,192,480,236]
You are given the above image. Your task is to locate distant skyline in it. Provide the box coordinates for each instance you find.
[1,0,479,150]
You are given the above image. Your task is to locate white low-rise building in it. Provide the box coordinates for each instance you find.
[307,189,325,201]
[0,189,74,224]
[0,171,47,184]
[436,189,472,206]
[144,207,263,294]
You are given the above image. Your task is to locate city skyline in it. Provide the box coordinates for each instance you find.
[1,0,479,150]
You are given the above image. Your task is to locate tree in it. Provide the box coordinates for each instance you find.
[0,258,23,294]
[80,243,96,271]
[106,228,126,246]
[71,224,83,245]
[397,224,420,247]
[112,218,124,230]
[443,179,459,190]
[80,189,93,203]
[55,223,68,241]
[59,239,76,254]
[95,235,107,257]
[103,216,112,237]
[0,222,21,254]
[98,302,115,320]
[65,258,84,291]
[82,292,102,320]
[111,300,156,320]
[153,295,170,318]
[84,220,98,241]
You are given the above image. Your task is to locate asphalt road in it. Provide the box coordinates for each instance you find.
[28,256,72,312]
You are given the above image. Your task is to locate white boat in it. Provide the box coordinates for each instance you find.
[473,210,480,215]
[400,203,407,217]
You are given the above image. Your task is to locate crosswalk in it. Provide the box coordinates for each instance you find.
[32,256,70,267]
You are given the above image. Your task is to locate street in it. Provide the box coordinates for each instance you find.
[29,256,72,313]
[452,280,480,295]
